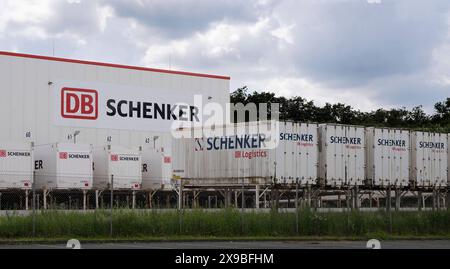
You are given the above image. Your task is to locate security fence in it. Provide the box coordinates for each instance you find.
[0,173,449,239]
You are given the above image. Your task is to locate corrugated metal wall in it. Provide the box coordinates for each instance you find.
[366,127,410,187]
[172,121,318,186]
[0,53,230,150]
[410,132,448,188]
[318,124,365,186]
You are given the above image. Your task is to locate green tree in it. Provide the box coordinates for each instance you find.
[229,87,449,132]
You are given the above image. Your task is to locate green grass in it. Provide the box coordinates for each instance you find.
[1,208,450,240]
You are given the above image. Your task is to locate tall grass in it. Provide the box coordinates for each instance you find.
[1,209,450,239]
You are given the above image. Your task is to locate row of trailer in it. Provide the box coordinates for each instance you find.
[0,143,171,191]
[0,121,449,191]
[171,121,449,189]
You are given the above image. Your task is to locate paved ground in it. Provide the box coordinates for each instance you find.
[0,240,449,249]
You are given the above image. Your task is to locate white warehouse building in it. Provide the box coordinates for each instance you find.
[0,51,230,147]
[0,51,230,191]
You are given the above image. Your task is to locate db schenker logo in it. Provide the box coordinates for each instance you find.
[59,152,68,159]
[61,87,98,120]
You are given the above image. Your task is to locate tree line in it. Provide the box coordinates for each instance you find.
[230,86,450,133]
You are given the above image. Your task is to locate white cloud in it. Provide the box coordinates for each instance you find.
[0,0,449,113]
[142,18,278,69]
[0,0,52,26]
[270,23,295,45]
[0,0,52,36]
[98,5,114,32]
[248,77,380,111]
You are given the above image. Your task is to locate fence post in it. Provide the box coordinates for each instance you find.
[387,185,392,234]
[386,186,391,212]
[177,178,183,210]
[446,189,449,210]
[432,189,437,211]
[255,185,260,209]
[32,171,36,238]
[25,189,29,211]
[148,191,153,209]
[241,179,245,211]
[241,178,245,235]
[95,190,99,209]
[418,190,422,211]
[295,179,299,235]
[178,178,183,235]
[43,189,47,210]
[110,174,114,237]
[83,190,87,211]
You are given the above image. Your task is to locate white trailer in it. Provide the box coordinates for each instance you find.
[141,146,172,190]
[34,143,93,190]
[410,131,447,188]
[276,121,318,185]
[0,142,33,189]
[172,121,317,186]
[318,124,365,187]
[365,127,410,187]
[448,134,450,186]
[93,145,142,190]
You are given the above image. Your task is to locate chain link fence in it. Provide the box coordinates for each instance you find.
[0,173,449,239]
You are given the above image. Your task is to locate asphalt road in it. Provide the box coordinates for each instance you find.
[0,240,449,249]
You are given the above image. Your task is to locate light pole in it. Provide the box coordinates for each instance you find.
[73,130,80,144]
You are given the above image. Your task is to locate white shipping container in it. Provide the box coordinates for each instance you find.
[93,145,142,190]
[410,132,447,188]
[172,121,318,186]
[365,127,409,187]
[0,142,33,189]
[276,122,318,185]
[34,143,93,190]
[141,147,172,190]
[448,134,450,185]
[318,124,365,187]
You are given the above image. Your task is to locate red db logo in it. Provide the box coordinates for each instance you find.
[61,87,98,120]
[111,154,118,161]
[0,150,6,157]
[59,152,68,159]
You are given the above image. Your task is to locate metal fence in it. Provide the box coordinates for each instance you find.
[0,174,449,239]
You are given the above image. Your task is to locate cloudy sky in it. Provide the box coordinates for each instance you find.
[0,0,449,113]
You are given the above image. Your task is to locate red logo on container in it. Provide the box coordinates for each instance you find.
[59,152,68,159]
[111,154,118,161]
[61,87,98,120]
[235,151,241,158]
[164,156,171,163]
[0,150,6,157]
